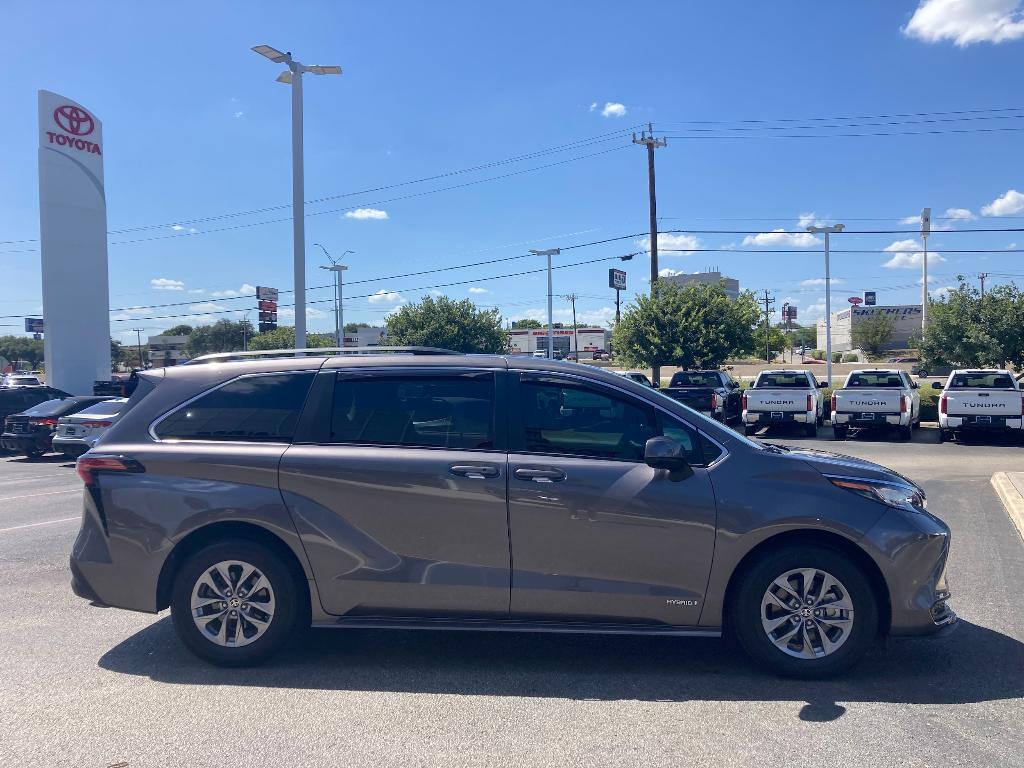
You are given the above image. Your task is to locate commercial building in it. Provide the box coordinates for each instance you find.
[816,304,922,352]
[661,270,740,300]
[341,326,384,347]
[147,335,189,367]
[508,327,610,358]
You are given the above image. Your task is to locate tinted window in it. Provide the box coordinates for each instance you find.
[20,398,69,417]
[329,373,494,450]
[670,372,721,387]
[847,372,904,387]
[517,378,659,461]
[949,373,1015,389]
[755,374,811,388]
[155,373,314,442]
[657,415,715,466]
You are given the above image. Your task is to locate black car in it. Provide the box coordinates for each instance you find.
[0,386,72,452]
[1,396,112,458]
[661,370,743,422]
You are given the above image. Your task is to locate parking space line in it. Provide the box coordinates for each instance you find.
[0,473,75,486]
[0,488,81,502]
[0,516,79,533]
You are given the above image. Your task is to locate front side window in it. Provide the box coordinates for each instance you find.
[329,373,495,450]
[155,372,314,442]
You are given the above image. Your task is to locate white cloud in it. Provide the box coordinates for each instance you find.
[638,232,702,254]
[981,189,1024,216]
[171,224,184,231]
[151,277,185,291]
[601,102,627,118]
[797,213,828,228]
[468,287,489,294]
[211,283,257,298]
[903,0,1024,46]
[801,297,828,323]
[575,306,616,326]
[368,289,405,304]
[659,268,683,277]
[187,288,205,295]
[742,229,821,248]
[189,302,224,314]
[933,285,958,298]
[429,289,445,296]
[944,207,976,220]
[233,111,245,119]
[589,102,598,112]
[882,239,946,268]
[800,277,845,286]
[344,208,389,220]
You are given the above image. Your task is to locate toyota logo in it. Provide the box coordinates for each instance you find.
[53,105,94,137]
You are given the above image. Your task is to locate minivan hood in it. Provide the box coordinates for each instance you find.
[765,443,919,488]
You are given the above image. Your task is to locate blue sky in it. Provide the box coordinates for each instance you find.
[2,0,1024,342]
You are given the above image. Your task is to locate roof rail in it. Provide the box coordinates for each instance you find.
[185,346,460,364]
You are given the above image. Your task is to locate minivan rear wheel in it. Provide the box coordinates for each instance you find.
[730,545,878,678]
[170,540,301,666]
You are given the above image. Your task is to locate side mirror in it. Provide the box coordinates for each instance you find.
[932,381,943,390]
[644,436,692,477]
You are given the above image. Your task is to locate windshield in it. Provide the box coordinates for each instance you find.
[847,373,904,387]
[670,372,720,387]
[73,398,128,417]
[19,398,67,416]
[948,373,1016,389]
[755,374,811,389]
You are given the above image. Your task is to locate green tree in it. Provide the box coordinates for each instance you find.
[922,279,1024,368]
[185,319,255,356]
[612,282,760,369]
[343,322,371,333]
[752,324,788,361]
[384,295,507,353]
[0,336,45,368]
[248,326,336,350]
[851,314,895,356]
[510,318,543,329]
[166,324,194,336]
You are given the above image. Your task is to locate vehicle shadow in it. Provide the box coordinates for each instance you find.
[4,453,71,464]
[99,618,1023,715]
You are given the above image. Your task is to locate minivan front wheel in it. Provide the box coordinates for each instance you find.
[731,546,878,678]
[170,540,301,666]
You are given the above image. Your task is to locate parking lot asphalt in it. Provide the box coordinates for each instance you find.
[1,427,1023,768]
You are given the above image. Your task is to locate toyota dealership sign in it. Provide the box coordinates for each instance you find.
[45,104,102,155]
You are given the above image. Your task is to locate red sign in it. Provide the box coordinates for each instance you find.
[54,105,94,136]
[848,296,863,305]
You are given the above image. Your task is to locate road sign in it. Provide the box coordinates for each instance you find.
[848,296,863,305]
[256,286,278,302]
[864,291,876,306]
[608,269,627,291]
[24,318,44,333]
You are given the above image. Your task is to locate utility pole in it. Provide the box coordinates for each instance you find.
[563,294,579,358]
[633,123,666,386]
[761,290,776,363]
[980,272,989,297]
[242,314,249,351]
[807,223,845,386]
[921,208,931,335]
[782,302,792,363]
[316,244,353,347]
[132,328,145,369]
[530,248,560,358]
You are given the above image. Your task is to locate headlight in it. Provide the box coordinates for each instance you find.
[827,476,927,514]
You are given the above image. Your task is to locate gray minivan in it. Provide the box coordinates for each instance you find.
[70,350,955,677]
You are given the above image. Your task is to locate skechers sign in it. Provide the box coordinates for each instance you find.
[45,104,102,155]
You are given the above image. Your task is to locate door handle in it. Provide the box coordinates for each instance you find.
[514,467,567,483]
[449,464,500,480]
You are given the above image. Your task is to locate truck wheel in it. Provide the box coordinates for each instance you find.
[805,422,818,438]
[899,425,913,441]
[744,425,758,437]
[833,426,848,441]
[729,545,879,678]
[938,429,948,443]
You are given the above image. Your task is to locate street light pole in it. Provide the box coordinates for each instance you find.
[132,327,144,369]
[252,45,341,350]
[921,207,931,336]
[315,244,353,348]
[530,248,560,358]
[807,223,845,386]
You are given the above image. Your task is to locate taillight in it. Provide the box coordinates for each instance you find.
[806,394,813,411]
[900,395,908,413]
[939,395,947,415]
[830,393,837,412]
[76,455,145,487]
[711,393,719,410]
[28,417,58,427]
[741,393,747,410]
[80,420,113,428]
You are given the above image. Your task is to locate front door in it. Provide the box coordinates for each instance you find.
[280,367,510,618]
[507,372,719,627]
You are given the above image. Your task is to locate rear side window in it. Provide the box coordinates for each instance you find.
[155,373,314,442]
[755,374,811,388]
[948,373,1015,389]
[329,373,495,450]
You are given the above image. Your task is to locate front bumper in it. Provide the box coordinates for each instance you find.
[833,411,907,427]
[0,432,52,453]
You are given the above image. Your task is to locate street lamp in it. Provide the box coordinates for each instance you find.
[252,44,342,350]
[921,207,931,335]
[315,244,353,347]
[806,223,845,386]
[529,248,560,358]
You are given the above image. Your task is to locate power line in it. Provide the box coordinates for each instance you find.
[658,125,1024,140]
[657,113,1024,133]
[657,105,1024,126]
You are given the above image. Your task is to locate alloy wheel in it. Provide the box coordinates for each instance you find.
[190,560,276,647]
[760,567,854,659]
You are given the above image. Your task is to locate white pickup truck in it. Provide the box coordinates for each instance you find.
[934,369,1023,442]
[742,370,824,437]
[830,369,921,441]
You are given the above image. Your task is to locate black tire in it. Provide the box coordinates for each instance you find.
[170,539,304,667]
[833,426,848,441]
[23,450,42,460]
[804,422,817,438]
[938,429,949,443]
[899,424,913,441]
[744,425,758,437]
[730,545,879,678]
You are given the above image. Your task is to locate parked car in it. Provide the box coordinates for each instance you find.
[592,350,610,361]
[912,362,952,379]
[564,352,578,362]
[831,369,921,441]
[70,350,955,676]
[934,369,1023,443]
[615,370,656,387]
[2,396,113,458]
[0,386,72,452]
[661,370,742,423]
[52,398,129,458]
[743,370,824,437]
[2,373,42,387]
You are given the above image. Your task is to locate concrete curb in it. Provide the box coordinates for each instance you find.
[990,472,1024,545]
